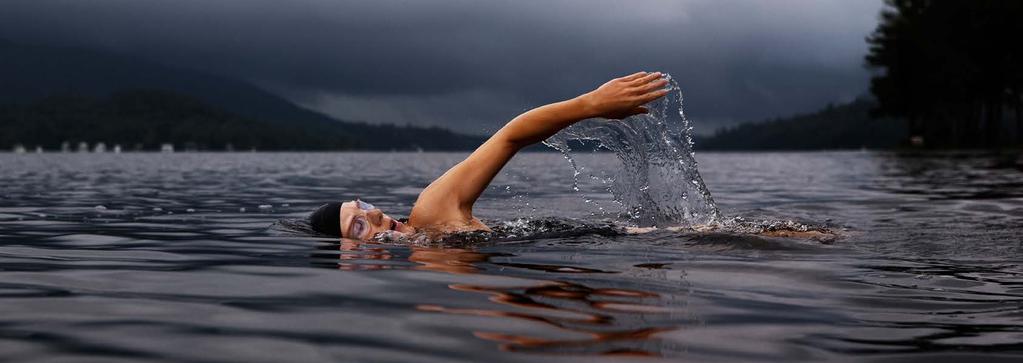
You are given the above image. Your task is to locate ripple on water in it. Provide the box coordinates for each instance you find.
[0,152,1021,362]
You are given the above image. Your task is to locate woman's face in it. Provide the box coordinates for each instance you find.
[339,200,413,240]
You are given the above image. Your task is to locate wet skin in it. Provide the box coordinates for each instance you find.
[338,201,414,240]
[333,72,671,240]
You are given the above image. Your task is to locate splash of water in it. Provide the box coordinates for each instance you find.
[543,74,721,227]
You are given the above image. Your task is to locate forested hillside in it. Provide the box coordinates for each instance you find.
[0,90,482,151]
[698,98,906,151]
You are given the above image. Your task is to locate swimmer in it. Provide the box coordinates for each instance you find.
[310,72,670,240]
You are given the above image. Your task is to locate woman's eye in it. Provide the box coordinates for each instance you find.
[351,218,367,238]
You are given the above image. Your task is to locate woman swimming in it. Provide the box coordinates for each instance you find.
[309,72,670,240]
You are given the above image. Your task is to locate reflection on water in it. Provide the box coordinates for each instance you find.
[873,152,1023,200]
[319,239,689,356]
[0,152,1021,362]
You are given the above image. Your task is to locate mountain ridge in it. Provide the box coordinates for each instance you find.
[696,98,907,151]
[1,40,341,127]
[0,40,484,150]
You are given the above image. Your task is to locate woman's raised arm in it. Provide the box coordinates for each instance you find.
[408,72,669,229]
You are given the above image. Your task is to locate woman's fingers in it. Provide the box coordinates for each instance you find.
[637,88,670,104]
[619,72,647,82]
[589,71,670,119]
[630,72,663,85]
[635,78,669,93]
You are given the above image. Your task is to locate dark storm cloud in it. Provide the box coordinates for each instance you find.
[0,0,882,134]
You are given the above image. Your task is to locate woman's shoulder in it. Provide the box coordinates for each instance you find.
[409,196,490,232]
[415,217,491,237]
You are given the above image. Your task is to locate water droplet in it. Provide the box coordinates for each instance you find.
[543,74,719,227]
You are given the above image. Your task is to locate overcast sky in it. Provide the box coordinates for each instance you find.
[1,0,884,134]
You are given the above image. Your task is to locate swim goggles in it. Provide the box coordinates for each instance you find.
[354,199,375,211]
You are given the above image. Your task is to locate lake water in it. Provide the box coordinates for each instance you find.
[0,152,1021,362]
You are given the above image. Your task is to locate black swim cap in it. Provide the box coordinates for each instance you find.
[309,202,343,236]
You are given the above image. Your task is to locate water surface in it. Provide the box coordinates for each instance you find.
[1,152,1021,362]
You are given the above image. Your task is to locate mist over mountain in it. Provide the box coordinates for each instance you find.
[0,40,483,151]
[0,39,910,152]
[2,40,329,125]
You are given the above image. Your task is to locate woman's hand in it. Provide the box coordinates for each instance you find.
[578,72,670,119]
[410,73,669,228]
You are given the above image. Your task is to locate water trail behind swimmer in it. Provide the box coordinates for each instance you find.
[543,74,720,228]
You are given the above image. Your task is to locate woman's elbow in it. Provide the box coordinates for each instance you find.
[490,128,532,150]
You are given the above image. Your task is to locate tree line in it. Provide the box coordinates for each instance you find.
[866,0,1023,148]
[0,90,483,151]
[697,98,906,151]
